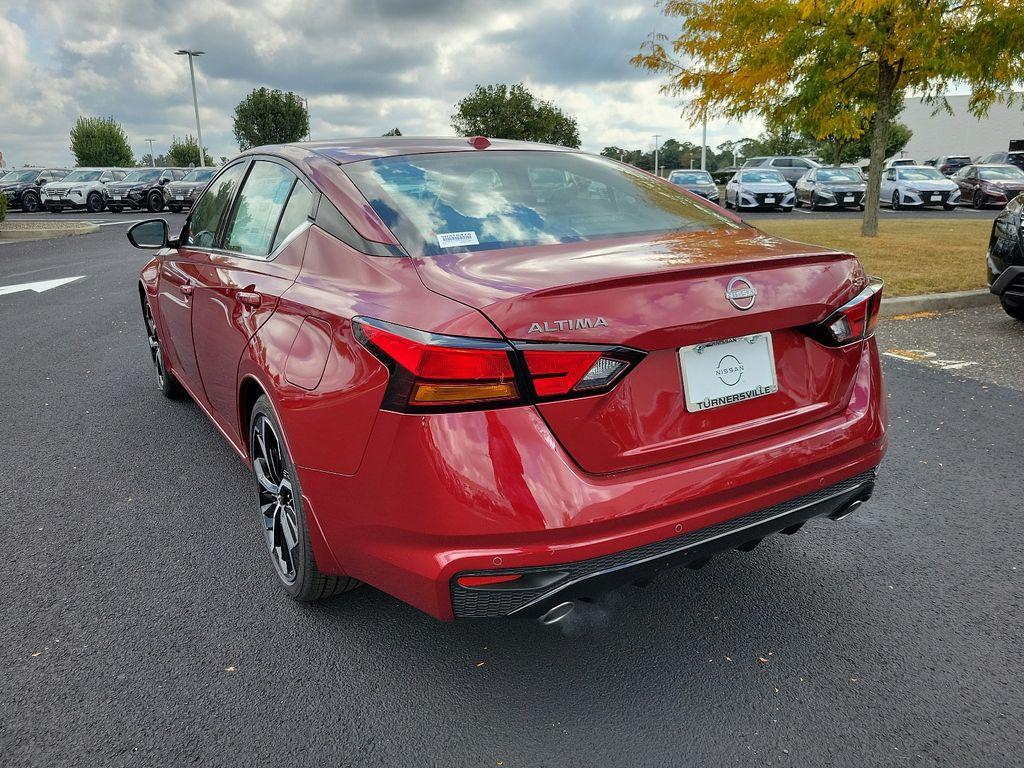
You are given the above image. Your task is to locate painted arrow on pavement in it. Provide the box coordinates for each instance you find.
[0,276,86,297]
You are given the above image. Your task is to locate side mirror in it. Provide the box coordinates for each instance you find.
[159,177,170,185]
[35,178,44,186]
[127,219,169,250]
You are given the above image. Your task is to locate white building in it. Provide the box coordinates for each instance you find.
[899,93,1024,162]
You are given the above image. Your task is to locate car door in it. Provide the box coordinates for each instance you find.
[189,158,315,432]
[955,166,976,197]
[157,161,249,399]
[880,168,896,202]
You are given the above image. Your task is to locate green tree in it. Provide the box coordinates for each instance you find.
[451,83,581,148]
[382,127,402,136]
[836,121,912,166]
[233,87,310,150]
[167,134,213,167]
[69,116,133,167]
[633,0,1024,236]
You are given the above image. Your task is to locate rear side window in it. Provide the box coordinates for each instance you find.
[223,161,295,257]
[186,163,246,248]
[272,182,314,252]
[344,150,738,258]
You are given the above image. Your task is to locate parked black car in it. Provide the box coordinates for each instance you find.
[977,151,1024,171]
[793,166,866,210]
[987,192,1024,320]
[104,167,187,212]
[163,167,216,212]
[0,167,69,212]
[666,169,720,203]
[742,156,820,186]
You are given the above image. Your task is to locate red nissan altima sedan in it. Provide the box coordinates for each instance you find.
[128,137,887,622]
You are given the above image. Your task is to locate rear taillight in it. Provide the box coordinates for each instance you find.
[808,277,883,346]
[353,317,643,412]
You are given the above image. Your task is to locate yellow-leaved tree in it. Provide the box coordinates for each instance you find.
[633,0,1024,236]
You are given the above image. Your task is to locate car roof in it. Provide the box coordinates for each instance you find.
[259,137,574,165]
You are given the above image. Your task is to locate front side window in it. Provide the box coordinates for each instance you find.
[771,158,792,168]
[223,161,296,257]
[185,163,247,248]
[344,150,739,258]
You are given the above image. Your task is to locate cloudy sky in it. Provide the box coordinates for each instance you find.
[1,0,761,167]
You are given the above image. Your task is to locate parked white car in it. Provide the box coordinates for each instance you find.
[42,168,128,213]
[724,169,795,212]
[880,165,960,210]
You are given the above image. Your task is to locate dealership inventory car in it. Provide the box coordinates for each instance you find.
[105,167,187,212]
[794,166,867,210]
[932,155,973,176]
[127,137,886,622]
[880,166,960,210]
[741,156,819,186]
[951,164,1024,208]
[724,168,795,211]
[987,192,1024,320]
[667,169,720,202]
[0,167,69,211]
[43,168,128,212]
[164,167,216,212]
[977,150,1024,171]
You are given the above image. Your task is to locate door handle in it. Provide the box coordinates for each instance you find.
[180,281,194,296]
[237,291,262,308]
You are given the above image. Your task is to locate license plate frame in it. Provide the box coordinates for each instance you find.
[679,332,778,413]
[930,193,941,201]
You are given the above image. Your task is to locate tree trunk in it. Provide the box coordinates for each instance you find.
[831,139,846,167]
[861,60,899,237]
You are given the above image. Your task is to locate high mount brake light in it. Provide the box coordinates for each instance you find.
[353,318,644,412]
[808,277,884,346]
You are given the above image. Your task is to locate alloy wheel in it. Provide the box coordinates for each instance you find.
[252,415,300,585]
[22,192,39,212]
[973,190,984,209]
[143,298,166,390]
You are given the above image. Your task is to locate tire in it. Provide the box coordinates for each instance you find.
[168,204,183,213]
[809,197,819,211]
[891,191,902,211]
[780,206,793,213]
[973,190,985,209]
[1000,297,1024,321]
[249,395,360,601]
[86,191,103,213]
[147,191,164,213]
[21,190,40,213]
[858,203,865,211]
[109,205,124,213]
[944,203,957,211]
[794,197,802,208]
[142,293,184,399]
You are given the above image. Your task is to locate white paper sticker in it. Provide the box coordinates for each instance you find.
[436,231,479,248]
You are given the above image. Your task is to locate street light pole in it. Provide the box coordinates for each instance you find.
[653,134,661,177]
[145,138,156,167]
[701,112,708,171]
[175,49,206,167]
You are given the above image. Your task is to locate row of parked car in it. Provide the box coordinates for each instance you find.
[0,166,216,214]
[673,149,1024,212]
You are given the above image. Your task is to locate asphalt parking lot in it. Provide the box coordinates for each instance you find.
[2,223,1022,767]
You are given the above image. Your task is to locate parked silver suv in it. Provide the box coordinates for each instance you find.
[742,156,820,187]
[42,168,128,213]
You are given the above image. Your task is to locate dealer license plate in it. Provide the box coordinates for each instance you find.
[931,194,941,201]
[764,196,775,203]
[679,333,778,413]
[112,195,122,200]
[844,195,854,202]
[174,195,184,200]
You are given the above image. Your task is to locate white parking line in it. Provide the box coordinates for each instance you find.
[793,207,813,214]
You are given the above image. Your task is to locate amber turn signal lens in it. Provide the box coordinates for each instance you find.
[410,381,519,405]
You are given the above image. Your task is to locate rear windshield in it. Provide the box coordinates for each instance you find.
[345,150,738,257]
[945,156,971,163]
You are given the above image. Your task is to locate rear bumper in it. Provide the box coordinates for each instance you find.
[295,338,887,620]
[452,469,876,618]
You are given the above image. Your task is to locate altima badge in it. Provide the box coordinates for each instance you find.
[528,317,608,334]
[725,276,757,311]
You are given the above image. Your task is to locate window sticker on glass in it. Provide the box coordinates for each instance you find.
[437,231,480,248]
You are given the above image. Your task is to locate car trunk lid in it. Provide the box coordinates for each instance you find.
[413,228,868,474]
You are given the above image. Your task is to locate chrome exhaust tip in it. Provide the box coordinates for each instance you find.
[830,499,864,521]
[538,601,576,625]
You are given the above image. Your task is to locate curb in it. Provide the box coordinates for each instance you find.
[0,221,100,244]
[880,288,995,317]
